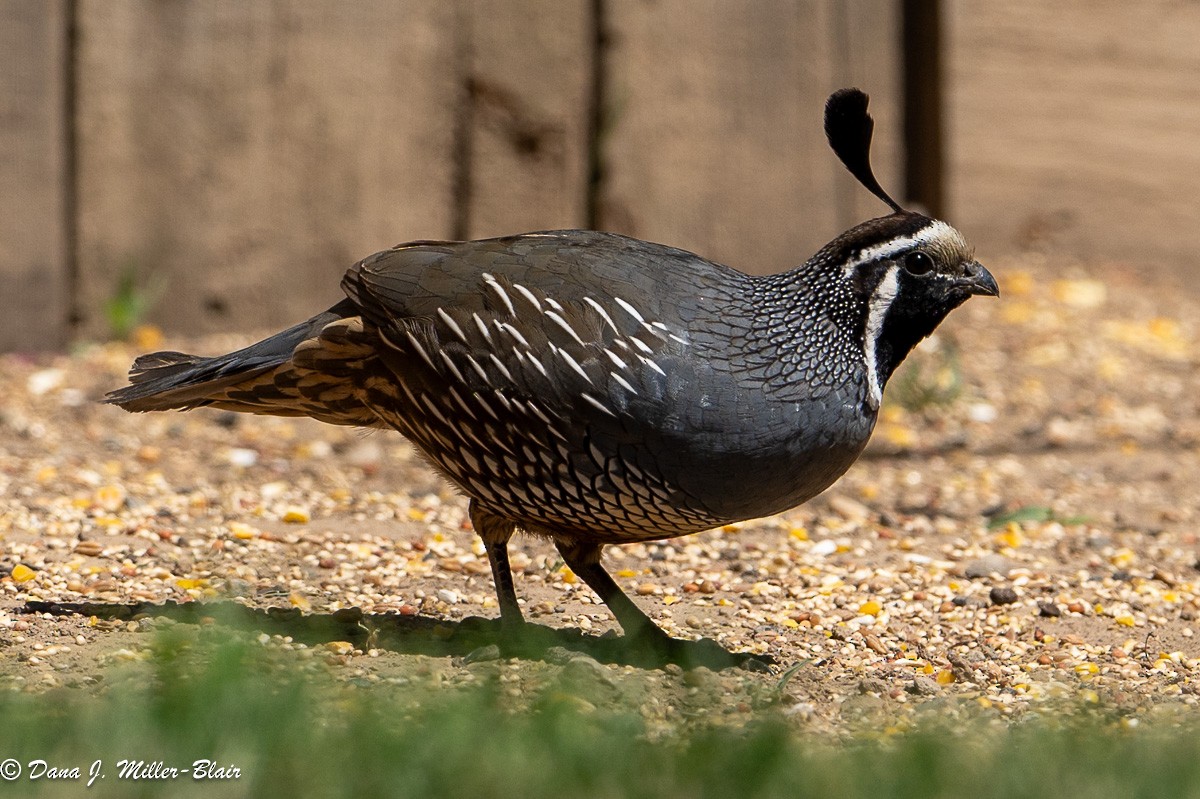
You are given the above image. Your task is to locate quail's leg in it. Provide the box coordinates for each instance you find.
[553,539,670,645]
[468,501,523,631]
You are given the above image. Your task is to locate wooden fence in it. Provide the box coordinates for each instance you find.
[4,1,1200,351]
[2,0,902,349]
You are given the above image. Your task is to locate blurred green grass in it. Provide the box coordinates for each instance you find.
[2,625,1199,799]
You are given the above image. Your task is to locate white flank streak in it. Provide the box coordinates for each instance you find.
[491,388,512,412]
[602,348,628,370]
[438,350,467,384]
[526,401,552,425]
[841,220,956,278]
[555,347,593,385]
[613,296,645,323]
[396,378,421,408]
[459,421,491,451]
[464,354,489,383]
[581,392,618,418]
[403,330,437,371]
[419,392,453,428]
[637,354,667,376]
[610,372,638,394]
[497,322,530,348]
[863,265,900,410]
[641,321,664,339]
[544,297,564,312]
[482,273,516,316]
[436,308,468,344]
[472,390,499,421]
[511,283,542,311]
[525,351,549,378]
[583,296,619,332]
[545,310,586,346]
[629,336,655,355]
[488,353,513,383]
[446,385,478,421]
[472,313,493,343]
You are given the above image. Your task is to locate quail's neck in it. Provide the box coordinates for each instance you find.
[741,260,870,405]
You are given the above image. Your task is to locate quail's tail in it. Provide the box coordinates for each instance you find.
[105,299,380,427]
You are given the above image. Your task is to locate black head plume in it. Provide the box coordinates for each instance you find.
[825,88,903,214]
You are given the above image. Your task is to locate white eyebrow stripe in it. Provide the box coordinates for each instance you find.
[840,220,955,278]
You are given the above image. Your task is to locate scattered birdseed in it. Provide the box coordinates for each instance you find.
[1,259,1199,736]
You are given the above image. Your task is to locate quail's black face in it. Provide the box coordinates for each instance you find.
[826,211,999,409]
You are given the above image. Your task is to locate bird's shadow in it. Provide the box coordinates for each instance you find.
[22,599,770,672]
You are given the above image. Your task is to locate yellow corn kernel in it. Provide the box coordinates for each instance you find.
[281,507,310,524]
[230,522,258,540]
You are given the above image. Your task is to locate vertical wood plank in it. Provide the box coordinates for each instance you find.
[836,0,902,224]
[947,0,1200,270]
[75,1,460,339]
[599,0,902,276]
[464,0,593,238]
[0,0,69,351]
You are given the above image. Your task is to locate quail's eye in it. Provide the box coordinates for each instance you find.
[903,251,934,275]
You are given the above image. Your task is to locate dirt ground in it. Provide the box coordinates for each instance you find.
[2,252,1198,734]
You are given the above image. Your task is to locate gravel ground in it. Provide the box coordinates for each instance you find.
[2,253,1199,734]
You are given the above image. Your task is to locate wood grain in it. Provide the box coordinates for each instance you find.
[74,1,460,338]
[948,0,1200,273]
[0,0,69,350]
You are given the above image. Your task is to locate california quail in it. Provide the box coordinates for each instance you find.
[107,89,998,663]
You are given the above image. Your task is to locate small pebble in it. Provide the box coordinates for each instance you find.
[990,587,1019,605]
[1038,602,1062,617]
[908,676,940,696]
[965,555,1013,579]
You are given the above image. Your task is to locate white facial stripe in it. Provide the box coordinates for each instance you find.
[841,220,956,278]
[863,264,900,410]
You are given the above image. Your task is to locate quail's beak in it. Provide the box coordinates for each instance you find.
[960,261,1000,297]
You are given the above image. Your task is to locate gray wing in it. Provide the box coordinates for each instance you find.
[337,230,757,534]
